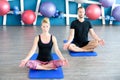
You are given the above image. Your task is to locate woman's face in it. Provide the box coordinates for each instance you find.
[41,23,50,32]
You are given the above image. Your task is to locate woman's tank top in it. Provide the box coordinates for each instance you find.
[36,35,53,62]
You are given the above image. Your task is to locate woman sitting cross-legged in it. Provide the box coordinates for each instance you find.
[19,17,68,70]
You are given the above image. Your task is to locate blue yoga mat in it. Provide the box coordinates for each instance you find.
[69,51,97,57]
[63,40,97,57]
[29,53,64,79]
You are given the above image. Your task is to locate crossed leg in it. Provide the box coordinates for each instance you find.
[82,40,98,50]
[68,40,98,52]
[26,60,64,70]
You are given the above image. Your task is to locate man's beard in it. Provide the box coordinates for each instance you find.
[79,16,84,19]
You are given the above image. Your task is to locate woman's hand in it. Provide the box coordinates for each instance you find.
[19,59,28,68]
[62,59,69,67]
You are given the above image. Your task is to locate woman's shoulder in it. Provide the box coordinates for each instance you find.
[36,35,40,38]
[51,35,56,39]
[51,35,57,42]
[34,35,40,41]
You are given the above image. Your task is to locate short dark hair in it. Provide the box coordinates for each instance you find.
[78,6,85,11]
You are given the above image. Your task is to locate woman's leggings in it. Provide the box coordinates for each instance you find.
[26,60,64,69]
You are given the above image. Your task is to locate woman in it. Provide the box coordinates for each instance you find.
[19,17,68,70]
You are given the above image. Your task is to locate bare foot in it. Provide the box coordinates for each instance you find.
[36,64,57,70]
[82,48,94,52]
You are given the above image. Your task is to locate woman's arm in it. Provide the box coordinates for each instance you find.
[19,36,39,67]
[24,36,38,60]
[52,36,68,66]
[52,36,65,60]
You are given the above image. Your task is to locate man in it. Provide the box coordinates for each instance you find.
[64,7,104,52]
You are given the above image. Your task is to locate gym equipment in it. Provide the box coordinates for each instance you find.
[40,2,56,17]
[22,10,36,24]
[99,0,115,8]
[0,0,10,16]
[112,6,120,21]
[69,51,97,57]
[13,6,19,15]
[86,4,101,20]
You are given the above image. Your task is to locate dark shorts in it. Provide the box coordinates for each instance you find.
[72,41,89,47]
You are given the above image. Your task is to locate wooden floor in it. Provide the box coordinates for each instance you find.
[0,26,120,80]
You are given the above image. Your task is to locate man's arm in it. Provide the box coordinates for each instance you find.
[67,29,74,44]
[63,29,74,50]
[89,28,105,45]
[89,28,101,41]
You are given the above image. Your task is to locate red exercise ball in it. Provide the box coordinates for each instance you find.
[86,4,101,20]
[22,10,36,24]
[0,0,10,16]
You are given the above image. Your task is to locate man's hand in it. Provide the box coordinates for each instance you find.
[63,42,70,50]
[99,39,105,46]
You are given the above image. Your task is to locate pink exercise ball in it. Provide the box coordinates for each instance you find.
[22,10,36,24]
[0,0,10,16]
[86,4,101,20]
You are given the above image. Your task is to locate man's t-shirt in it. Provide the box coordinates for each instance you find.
[70,19,92,47]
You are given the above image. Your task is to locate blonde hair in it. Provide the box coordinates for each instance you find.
[41,17,50,24]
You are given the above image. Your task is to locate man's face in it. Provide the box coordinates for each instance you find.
[78,8,85,18]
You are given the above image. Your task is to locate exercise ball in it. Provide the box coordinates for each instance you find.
[86,4,101,20]
[112,6,120,21]
[99,0,115,8]
[0,0,10,16]
[22,10,36,24]
[40,2,56,17]
[74,0,88,3]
